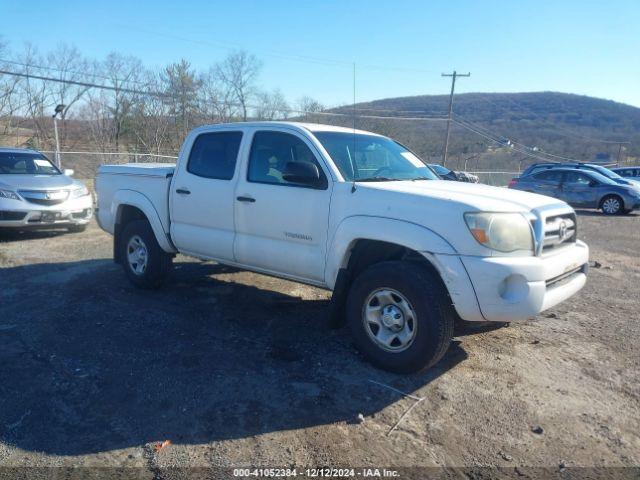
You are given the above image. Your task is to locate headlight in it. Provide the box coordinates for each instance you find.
[464,212,534,253]
[71,186,90,199]
[0,189,21,201]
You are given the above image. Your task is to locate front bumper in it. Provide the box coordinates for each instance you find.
[430,240,589,322]
[0,196,93,228]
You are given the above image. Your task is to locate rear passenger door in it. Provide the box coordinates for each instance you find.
[233,129,332,284]
[170,130,244,261]
[531,170,563,198]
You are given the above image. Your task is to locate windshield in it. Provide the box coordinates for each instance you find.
[0,152,60,175]
[583,171,617,185]
[314,132,438,181]
[429,164,451,176]
[591,165,622,180]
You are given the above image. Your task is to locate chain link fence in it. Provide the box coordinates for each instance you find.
[43,150,518,187]
[41,151,177,179]
[469,171,518,186]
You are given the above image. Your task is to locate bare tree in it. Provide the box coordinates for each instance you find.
[45,44,93,148]
[255,89,290,120]
[89,52,145,150]
[297,96,325,123]
[216,51,261,121]
[0,39,23,139]
[199,67,238,123]
[13,43,53,148]
[162,59,200,140]
[131,72,173,157]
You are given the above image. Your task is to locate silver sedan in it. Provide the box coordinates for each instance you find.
[0,148,93,232]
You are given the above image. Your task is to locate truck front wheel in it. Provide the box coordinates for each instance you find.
[120,219,172,289]
[346,261,454,373]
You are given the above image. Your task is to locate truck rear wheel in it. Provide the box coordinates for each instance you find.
[346,261,454,373]
[120,219,172,289]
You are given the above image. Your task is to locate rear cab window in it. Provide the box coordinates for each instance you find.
[187,131,243,180]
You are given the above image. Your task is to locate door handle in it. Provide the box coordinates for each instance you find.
[176,188,191,195]
[236,196,256,203]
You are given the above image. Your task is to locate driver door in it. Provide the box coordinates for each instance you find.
[560,171,596,207]
[233,129,333,284]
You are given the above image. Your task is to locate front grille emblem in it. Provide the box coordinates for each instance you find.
[558,221,568,241]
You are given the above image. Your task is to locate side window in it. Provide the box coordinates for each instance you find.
[533,170,562,182]
[248,131,328,189]
[187,131,243,180]
[564,172,591,184]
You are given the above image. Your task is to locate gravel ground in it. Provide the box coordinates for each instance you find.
[0,211,638,479]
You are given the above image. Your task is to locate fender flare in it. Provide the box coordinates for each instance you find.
[112,189,177,253]
[324,215,457,289]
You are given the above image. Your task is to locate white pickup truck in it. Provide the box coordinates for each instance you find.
[96,122,589,373]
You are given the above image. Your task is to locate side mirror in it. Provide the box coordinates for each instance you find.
[282,161,321,186]
[589,180,598,187]
[63,168,75,176]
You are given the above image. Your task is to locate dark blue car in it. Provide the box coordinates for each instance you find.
[509,168,640,215]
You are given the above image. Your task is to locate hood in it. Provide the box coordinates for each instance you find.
[334,179,574,256]
[357,179,564,212]
[0,174,82,191]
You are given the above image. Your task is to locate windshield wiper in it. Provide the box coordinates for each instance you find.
[355,177,398,182]
[410,176,434,181]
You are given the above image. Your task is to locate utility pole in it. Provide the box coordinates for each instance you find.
[615,142,629,166]
[52,104,65,168]
[441,70,470,167]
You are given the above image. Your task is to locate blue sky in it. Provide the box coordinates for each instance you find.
[3,0,640,107]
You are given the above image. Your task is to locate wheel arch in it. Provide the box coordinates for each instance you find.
[112,190,176,263]
[325,216,456,289]
[325,217,460,328]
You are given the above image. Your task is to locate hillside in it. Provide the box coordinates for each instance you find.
[324,92,640,171]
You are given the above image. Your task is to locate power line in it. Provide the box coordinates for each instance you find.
[452,117,578,163]
[114,23,440,74]
[1,58,448,117]
[0,68,449,122]
[0,58,154,88]
[453,114,584,163]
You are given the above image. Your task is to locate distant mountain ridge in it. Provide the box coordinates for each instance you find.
[328,92,640,166]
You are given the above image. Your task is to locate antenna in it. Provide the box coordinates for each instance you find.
[351,62,357,193]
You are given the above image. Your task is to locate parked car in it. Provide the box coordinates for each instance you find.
[96,122,589,373]
[509,168,640,214]
[455,170,479,183]
[611,166,640,179]
[521,162,640,188]
[0,147,93,232]
[427,163,478,183]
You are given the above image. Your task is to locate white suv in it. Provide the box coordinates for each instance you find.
[0,148,93,232]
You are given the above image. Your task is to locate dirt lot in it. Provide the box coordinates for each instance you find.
[0,211,638,479]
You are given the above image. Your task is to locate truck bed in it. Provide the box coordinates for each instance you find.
[96,163,176,238]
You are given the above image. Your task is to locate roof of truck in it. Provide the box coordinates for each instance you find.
[195,121,383,136]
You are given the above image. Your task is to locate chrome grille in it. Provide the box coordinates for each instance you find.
[542,213,577,252]
[18,189,69,206]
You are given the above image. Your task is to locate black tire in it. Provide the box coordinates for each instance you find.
[600,195,623,215]
[119,219,172,289]
[67,224,87,233]
[346,261,454,373]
